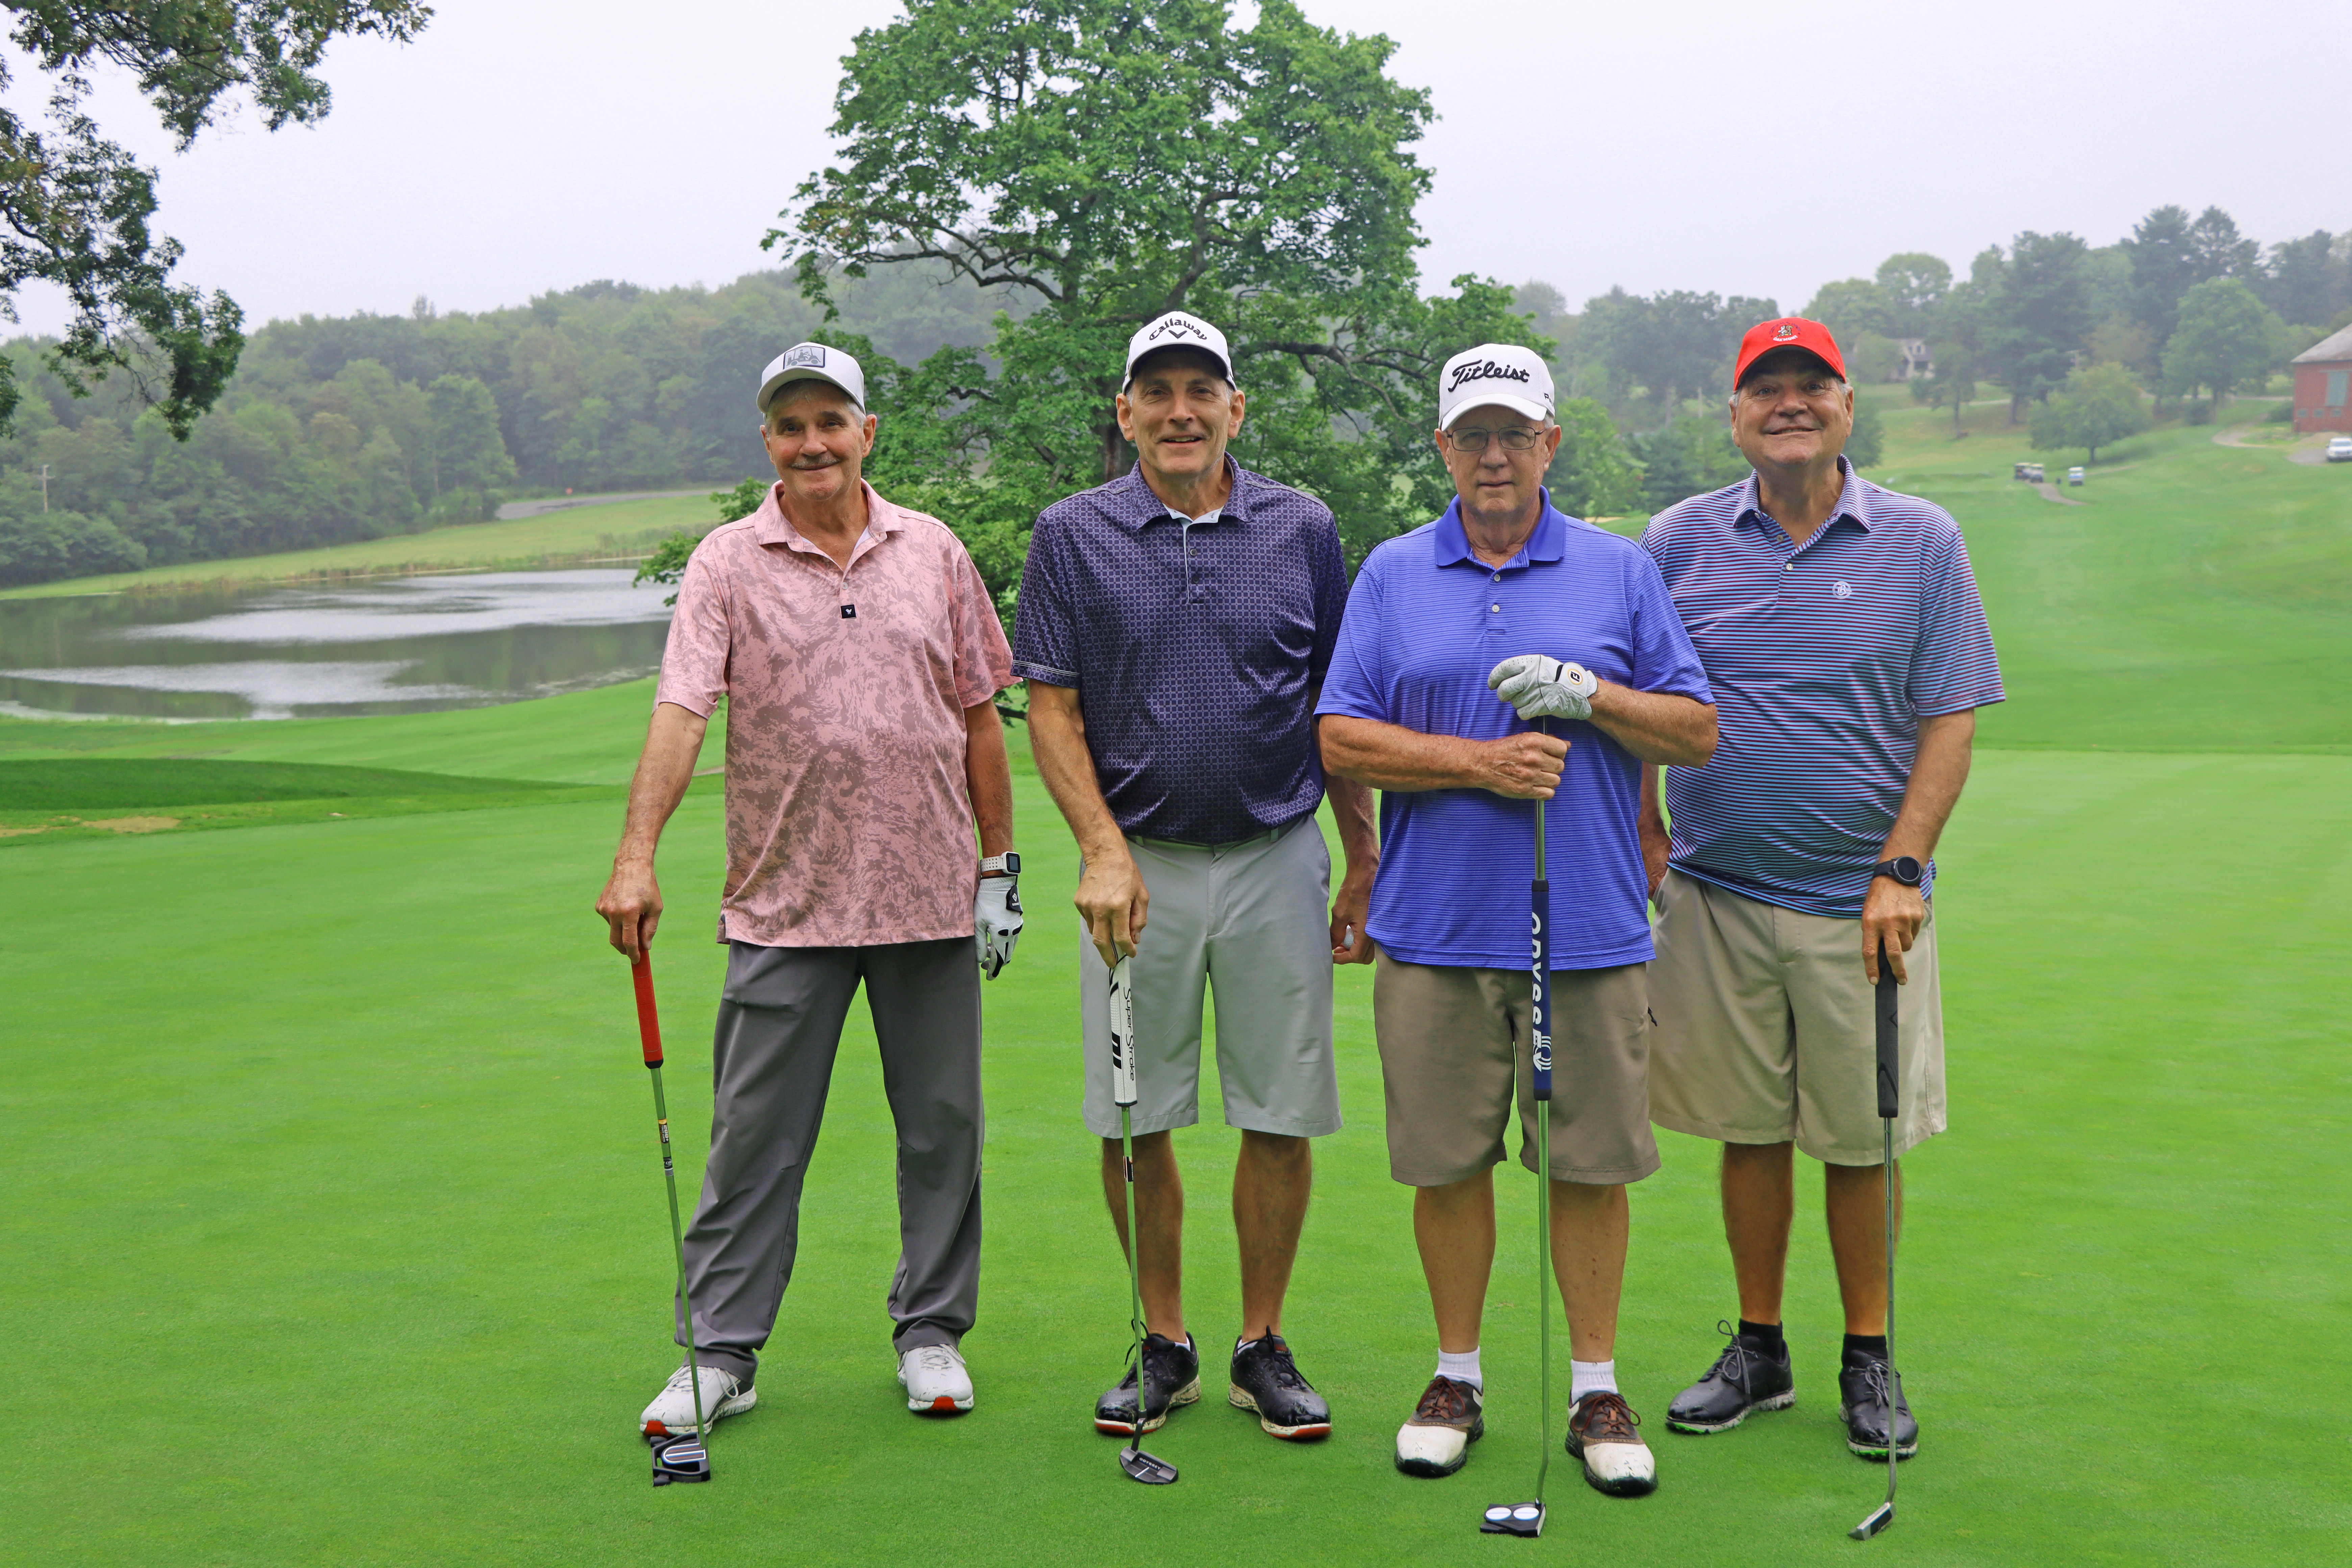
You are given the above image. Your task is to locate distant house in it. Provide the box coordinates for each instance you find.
[1897,339,1933,381]
[2290,324,2352,435]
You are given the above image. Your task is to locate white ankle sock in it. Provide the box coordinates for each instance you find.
[1570,1359,1617,1402]
[1436,1348,1483,1389]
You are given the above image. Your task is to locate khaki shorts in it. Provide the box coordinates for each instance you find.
[1648,869,1946,1165]
[1373,954,1660,1187]
[1079,817,1341,1140]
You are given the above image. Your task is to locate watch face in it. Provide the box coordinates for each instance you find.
[1892,856,1922,884]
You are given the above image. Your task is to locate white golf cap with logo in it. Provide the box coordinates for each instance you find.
[1123,311,1236,387]
[756,342,867,414]
[1438,343,1554,430]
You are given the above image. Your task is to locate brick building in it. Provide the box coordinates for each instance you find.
[2291,323,2352,435]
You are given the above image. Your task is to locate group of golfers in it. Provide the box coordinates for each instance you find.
[595,304,2003,1500]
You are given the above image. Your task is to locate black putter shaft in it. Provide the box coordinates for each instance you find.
[633,956,712,1484]
[1481,726,1552,1538]
[1851,938,1901,1539]
[1109,954,1176,1485]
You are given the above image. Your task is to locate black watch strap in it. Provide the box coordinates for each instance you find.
[1871,856,1923,887]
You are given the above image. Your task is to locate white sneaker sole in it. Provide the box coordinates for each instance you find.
[642,1387,756,1438]
[1228,1385,1332,1440]
[905,1391,974,1414]
[1094,1377,1201,1436]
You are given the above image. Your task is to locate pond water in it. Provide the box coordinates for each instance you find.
[0,570,675,720]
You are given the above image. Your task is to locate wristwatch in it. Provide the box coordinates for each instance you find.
[1871,855,1924,887]
[980,852,1020,877]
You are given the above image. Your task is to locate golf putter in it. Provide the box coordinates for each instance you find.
[1850,940,1902,1540]
[1483,755,1552,1538]
[1109,954,1177,1486]
[632,957,713,1486]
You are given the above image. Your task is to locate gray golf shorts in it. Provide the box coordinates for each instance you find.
[1648,869,1947,1165]
[1079,816,1342,1140]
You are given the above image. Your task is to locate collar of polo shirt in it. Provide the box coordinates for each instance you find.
[1434,487,1568,568]
[1739,456,1873,535]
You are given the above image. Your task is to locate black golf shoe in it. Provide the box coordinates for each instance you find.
[1227,1333,1331,1440]
[1094,1332,1201,1436]
[1667,1321,1796,1434]
[1837,1346,1919,1460]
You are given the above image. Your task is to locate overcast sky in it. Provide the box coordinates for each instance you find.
[12,0,2348,337]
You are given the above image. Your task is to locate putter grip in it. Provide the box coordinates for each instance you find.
[1874,944,1898,1120]
[632,958,664,1069]
[1529,878,1552,1103]
[1108,956,1137,1107]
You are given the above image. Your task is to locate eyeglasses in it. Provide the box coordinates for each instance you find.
[1445,426,1545,452]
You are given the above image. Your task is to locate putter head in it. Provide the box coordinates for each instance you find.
[1480,1502,1544,1537]
[648,1431,711,1486]
[1119,1443,1178,1485]
[1849,1502,1894,1540]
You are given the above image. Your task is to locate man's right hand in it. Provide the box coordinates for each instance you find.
[1477,731,1569,800]
[597,860,663,964]
[1075,846,1148,967]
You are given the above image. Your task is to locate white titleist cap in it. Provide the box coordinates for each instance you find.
[1124,311,1236,388]
[756,342,866,415]
[1437,343,1554,431]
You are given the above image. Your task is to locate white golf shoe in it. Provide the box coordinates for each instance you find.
[1395,1375,1484,1477]
[640,1363,755,1437]
[899,1344,974,1414]
[1566,1390,1658,1497]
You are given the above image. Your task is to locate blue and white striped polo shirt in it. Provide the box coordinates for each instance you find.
[1318,495,1712,970]
[1640,459,2004,919]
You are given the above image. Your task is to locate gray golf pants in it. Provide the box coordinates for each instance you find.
[675,937,983,1383]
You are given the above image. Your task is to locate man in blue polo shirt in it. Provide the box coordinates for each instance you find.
[1318,343,1716,1498]
[1016,311,1379,1445]
[1639,317,2003,1465]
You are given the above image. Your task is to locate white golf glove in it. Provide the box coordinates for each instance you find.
[976,868,1023,979]
[1488,654,1599,722]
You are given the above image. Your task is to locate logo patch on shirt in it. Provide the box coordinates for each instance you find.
[1833,580,1853,599]
[840,603,857,619]
[785,343,827,369]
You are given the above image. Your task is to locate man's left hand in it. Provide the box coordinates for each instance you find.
[1488,654,1598,722]
[1330,860,1376,965]
[1861,874,1926,984]
[976,873,1023,979]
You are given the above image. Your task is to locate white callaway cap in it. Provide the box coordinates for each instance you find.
[1438,343,1555,431]
[1123,311,1236,388]
[756,342,867,415]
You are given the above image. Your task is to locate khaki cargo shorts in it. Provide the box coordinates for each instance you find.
[1373,954,1660,1187]
[1648,868,1946,1165]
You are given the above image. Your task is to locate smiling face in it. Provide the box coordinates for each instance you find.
[1730,348,1853,473]
[1117,348,1244,488]
[759,381,877,510]
[1437,404,1562,531]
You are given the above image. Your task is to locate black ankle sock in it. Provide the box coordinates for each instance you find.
[1737,1319,1785,1352]
[1844,1333,1889,1359]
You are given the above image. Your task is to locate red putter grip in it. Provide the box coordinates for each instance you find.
[631,959,664,1068]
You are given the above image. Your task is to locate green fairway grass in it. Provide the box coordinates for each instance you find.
[0,492,713,599]
[2,717,2345,1565]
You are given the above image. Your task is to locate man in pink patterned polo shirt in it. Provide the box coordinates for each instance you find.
[596,342,1018,1440]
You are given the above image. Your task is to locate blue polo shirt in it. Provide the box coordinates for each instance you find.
[1013,460,1349,844]
[1316,494,1712,970]
[1640,459,2005,919]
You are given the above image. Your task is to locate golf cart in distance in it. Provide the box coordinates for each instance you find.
[2013,462,2046,483]
[2327,436,2352,463]
[2067,466,2084,486]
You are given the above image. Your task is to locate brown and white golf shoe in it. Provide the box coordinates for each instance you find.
[1566,1390,1657,1496]
[1394,1374,1484,1477]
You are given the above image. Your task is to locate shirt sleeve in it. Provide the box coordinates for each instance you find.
[1624,548,1713,704]
[652,540,731,718]
[1306,506,1348,687]
[1010,510,1081,687]
[1909,518,2005,716]
[945,538,1014,708]
[1313,547,1392,723]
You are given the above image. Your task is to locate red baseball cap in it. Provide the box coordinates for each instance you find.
[1732,317,1846,387]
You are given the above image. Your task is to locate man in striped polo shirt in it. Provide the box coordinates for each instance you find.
[1639,317,2004,1465]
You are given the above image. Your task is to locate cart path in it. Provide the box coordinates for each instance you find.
[2212,425,2333,466]
[2033,481,2085,506]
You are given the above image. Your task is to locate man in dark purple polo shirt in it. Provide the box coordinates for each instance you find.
[1014,311,1378,1445]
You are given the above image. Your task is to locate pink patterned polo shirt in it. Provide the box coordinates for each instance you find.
[654,480,1013,948]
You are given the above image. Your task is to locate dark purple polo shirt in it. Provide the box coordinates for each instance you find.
[1013,460,1348,844]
